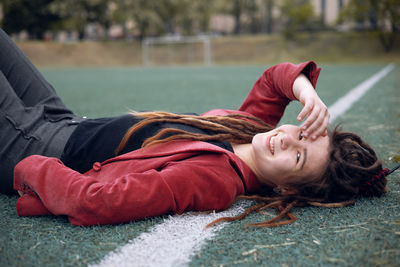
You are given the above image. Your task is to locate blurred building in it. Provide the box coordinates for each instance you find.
[311,0,348,26]
[209,15,235,34]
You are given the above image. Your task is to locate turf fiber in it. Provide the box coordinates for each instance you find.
[0,64,399,266]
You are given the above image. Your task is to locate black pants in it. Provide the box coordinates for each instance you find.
[0,29,81,194]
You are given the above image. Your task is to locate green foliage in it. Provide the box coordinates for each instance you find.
[175,0,215,35]
[1,0,60,39]
[3,0,397,43]
[339,0,400,52]
[1,0,217,39]
[217,0,270,35]
[108,0,216,39]
[279,0,317,40]
[49,0,110,39]
[125,0,164,39]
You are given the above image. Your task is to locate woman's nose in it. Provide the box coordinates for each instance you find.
[280,134,295,150]
[280,133,302,150]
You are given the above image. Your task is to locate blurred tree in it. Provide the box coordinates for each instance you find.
[217,0,263,35]
[218,0,275,34]
[151,0,180,34]
[279,0,315,39]
[340,0,400,52]
[179,0,215,35]
[49,0,110,40]
[195,0,214,33]
[232,0,246,34]
[263,0,274,34]
[110,0,215,39]
[1,0,60,39]
[247,0,260,34]
[110,0,163,39]
[153,0,214,35]
[131,0,164,39]
[109,0,130,37]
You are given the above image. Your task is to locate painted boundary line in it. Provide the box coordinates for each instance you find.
[328,63,395,122]
[90,63,395,267]
[90,200,250,267]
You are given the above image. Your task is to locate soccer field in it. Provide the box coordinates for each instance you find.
[1,63,399,266]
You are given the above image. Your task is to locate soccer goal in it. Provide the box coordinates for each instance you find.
[141,35,212,66]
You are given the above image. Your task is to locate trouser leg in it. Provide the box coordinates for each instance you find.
[0,29,82,194]
[0,28,72,112]
[0,71,78,194]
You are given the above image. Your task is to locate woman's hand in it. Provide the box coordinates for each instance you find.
[293,74,329,139]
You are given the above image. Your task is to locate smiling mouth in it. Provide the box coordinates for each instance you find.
[268,135,276,155]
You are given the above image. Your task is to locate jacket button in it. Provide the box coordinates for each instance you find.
[93,162,102,171]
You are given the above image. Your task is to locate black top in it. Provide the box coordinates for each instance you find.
[60,114,233,173]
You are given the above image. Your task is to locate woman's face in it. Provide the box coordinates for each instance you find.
[251,124,330,188]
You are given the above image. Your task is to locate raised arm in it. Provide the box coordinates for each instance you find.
[238,61,323,130]
[292,73,329,139]
[14,153,244,226]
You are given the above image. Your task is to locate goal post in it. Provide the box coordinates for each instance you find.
[142,35,212,66]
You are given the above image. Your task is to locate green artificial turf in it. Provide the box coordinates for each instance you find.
[0,64,398,267]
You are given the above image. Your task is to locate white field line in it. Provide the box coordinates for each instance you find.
[328,63,395,122]
[90,63,395,267]
[90,200,250,267]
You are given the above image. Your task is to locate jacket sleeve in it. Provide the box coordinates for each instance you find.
[238,61,321,127]
[14,154,243,226]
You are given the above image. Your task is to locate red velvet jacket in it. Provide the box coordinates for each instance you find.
[14,61,320,226]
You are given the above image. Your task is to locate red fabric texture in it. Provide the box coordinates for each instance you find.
[14,61,320,226]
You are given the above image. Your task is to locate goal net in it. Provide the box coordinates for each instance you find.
[141,36,212,66]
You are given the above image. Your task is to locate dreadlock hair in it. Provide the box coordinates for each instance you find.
[115,111,273,154]
[116,113,387,229]
[317,126,387,200]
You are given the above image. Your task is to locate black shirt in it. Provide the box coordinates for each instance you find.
[60,114,233,173]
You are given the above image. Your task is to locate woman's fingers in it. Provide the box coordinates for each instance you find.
[293,73,330,139]
[306,107,329,139]
[299,101,329,139]
[320,114,330,137]
[300,105,320,133]
[297,99,313,122]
